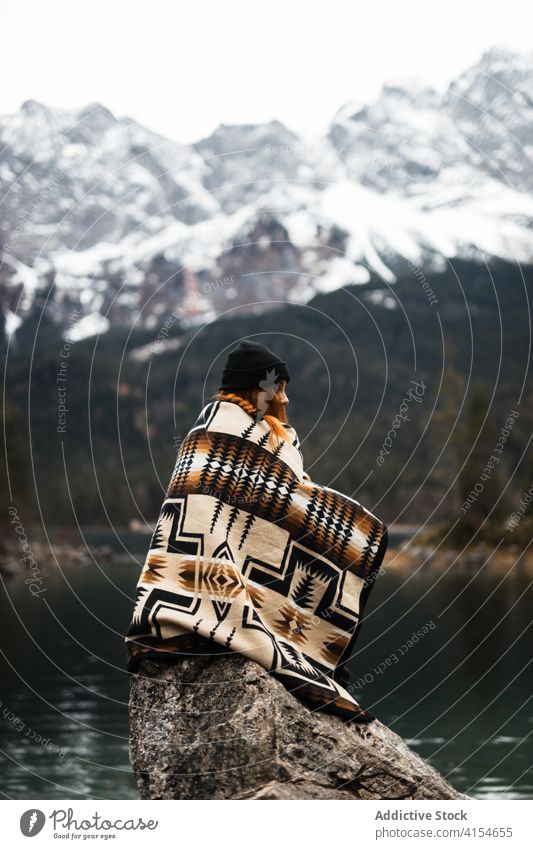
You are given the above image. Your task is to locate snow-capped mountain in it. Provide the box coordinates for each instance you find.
[1,46,532,340]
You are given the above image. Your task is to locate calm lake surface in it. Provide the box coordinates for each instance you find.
[0,551,532,799]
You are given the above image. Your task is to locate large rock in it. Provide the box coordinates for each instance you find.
[129,654,469,800]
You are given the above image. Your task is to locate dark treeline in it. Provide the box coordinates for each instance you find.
[2,258,532,545]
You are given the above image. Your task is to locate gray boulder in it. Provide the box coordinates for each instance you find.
[129,653,469,800]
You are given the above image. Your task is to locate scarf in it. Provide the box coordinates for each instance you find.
[125,397,388,722]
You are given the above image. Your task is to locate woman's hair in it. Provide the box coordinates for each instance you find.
[213,386,291,448]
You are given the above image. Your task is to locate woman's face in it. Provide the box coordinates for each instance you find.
[275,381,289,408]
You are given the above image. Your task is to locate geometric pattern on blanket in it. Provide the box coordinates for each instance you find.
[125,398,388,722]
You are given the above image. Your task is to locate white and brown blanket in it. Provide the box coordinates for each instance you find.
[125,398,388,721]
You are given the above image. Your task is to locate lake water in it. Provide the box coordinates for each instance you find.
[0,551,532,799]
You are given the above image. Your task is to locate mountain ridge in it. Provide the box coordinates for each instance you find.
[1,46,532,341]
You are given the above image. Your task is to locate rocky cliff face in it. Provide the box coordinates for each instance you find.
[128,654,468,800]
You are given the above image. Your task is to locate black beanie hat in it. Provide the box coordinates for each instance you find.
[219,340,290,390]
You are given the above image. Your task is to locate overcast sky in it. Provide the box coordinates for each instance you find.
[2,0,532,143]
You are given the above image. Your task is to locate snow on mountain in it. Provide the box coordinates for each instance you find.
[445,47,533,191]
[67,311,110,341]
[0,99,216,259]
[1,47,533,340]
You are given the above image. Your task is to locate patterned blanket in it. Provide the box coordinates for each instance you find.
[125,398,388,721]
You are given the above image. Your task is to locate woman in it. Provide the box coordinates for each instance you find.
[125,339,388,722]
